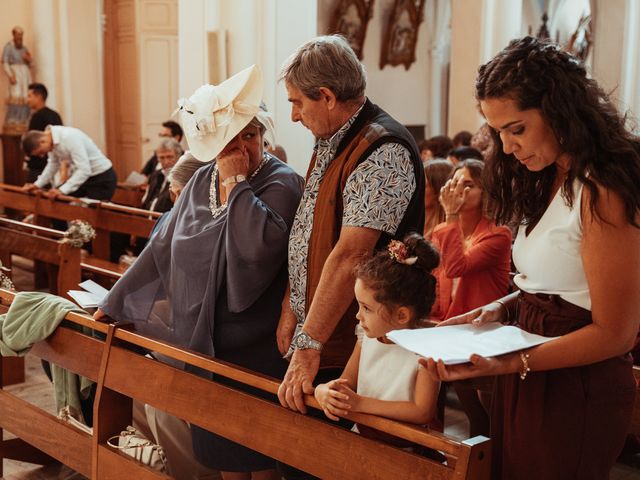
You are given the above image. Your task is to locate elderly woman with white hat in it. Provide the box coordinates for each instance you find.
[95,65,304,480]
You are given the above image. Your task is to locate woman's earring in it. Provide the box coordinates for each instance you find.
[559,136,565,145]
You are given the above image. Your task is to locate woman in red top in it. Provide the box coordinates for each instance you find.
[430,159,512,436]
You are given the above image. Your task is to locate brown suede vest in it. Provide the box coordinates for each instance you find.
[305,100,424,368]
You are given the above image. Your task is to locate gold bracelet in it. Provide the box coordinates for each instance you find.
[495,299,510,324]
[519,351,531,380]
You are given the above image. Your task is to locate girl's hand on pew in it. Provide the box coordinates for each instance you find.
[436,301,505,328]
[419,352,520,382]
[22,183,39,193]
[314,379,352,421]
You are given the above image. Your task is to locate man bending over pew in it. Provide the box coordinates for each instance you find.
[20,126,117,201]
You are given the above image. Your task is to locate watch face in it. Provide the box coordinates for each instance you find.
[294,333,307,348]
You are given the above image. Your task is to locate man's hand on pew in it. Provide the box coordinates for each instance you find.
[22,183,39,193]
[278,348,319,414]
[43,188,62,200]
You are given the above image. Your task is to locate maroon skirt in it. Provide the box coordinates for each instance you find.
[491,292,636,480]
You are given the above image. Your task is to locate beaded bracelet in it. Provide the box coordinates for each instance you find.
[519,351,531,380]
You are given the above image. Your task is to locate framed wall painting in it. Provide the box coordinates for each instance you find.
[380,0,425,70]
[328,0,375,59]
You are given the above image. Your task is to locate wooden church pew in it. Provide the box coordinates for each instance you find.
[0,183,160,260]
[0,216,123,291]
[0,293,111,478]
[0,217,85,386]
[0,217,81,301]
[631,366,640,436]
[0,289,491,479]
[112,183,147,208]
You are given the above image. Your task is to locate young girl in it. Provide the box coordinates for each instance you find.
[314,233,441,437]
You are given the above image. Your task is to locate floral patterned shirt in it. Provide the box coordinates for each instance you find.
[287,104,416,342]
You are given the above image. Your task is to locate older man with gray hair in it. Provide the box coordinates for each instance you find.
[141,138,183,213]
[277,35,425,417]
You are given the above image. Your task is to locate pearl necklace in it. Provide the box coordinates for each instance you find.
[209,154,270,218]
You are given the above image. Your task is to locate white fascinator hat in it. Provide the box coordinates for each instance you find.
[177,65,268,162]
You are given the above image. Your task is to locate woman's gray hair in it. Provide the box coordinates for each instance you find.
[279,35,366,102]
[156,138,183,156]
[168,151,208,189]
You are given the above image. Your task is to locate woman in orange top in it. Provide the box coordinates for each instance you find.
[430,159,512,436]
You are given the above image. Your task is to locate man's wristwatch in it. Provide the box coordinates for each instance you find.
[221,174,246,187]
[291,331,323,352]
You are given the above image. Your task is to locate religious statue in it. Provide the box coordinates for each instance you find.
[2,26,33,134]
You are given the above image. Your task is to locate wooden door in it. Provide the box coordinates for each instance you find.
[139,0,179,162]
[103,0,177,180]
[104,0,142,180]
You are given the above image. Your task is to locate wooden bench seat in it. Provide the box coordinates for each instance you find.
[0,289,491,479]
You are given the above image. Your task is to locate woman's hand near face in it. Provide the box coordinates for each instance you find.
[439,174,469,216]
[217,145,250,181]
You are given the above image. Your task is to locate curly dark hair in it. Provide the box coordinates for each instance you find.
[476,36,640,229]
[354,233,439,326]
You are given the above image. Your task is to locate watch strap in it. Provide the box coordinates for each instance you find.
[293,331,323,351]
[221,174,247,187]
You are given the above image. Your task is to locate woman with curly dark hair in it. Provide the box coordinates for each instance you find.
[421,36,640,480]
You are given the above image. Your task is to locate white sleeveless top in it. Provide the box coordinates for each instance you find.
[356,326,419,402]
[512,180,591,310]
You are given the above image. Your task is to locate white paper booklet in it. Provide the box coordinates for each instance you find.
[123,171,147,186]
[387,323,558,365]
[67,280,110,309]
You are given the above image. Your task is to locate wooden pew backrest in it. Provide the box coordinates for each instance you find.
[0,290,491,479]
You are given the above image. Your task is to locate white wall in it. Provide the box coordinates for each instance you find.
[178,0,317,175]
[448,0,484,135]
[60,0,105,148]
[318,0,431,130]
[361,1,430,127]
[591,0,639,127]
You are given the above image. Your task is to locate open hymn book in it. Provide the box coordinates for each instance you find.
[387,323,558,365]
[67,280,109,309]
